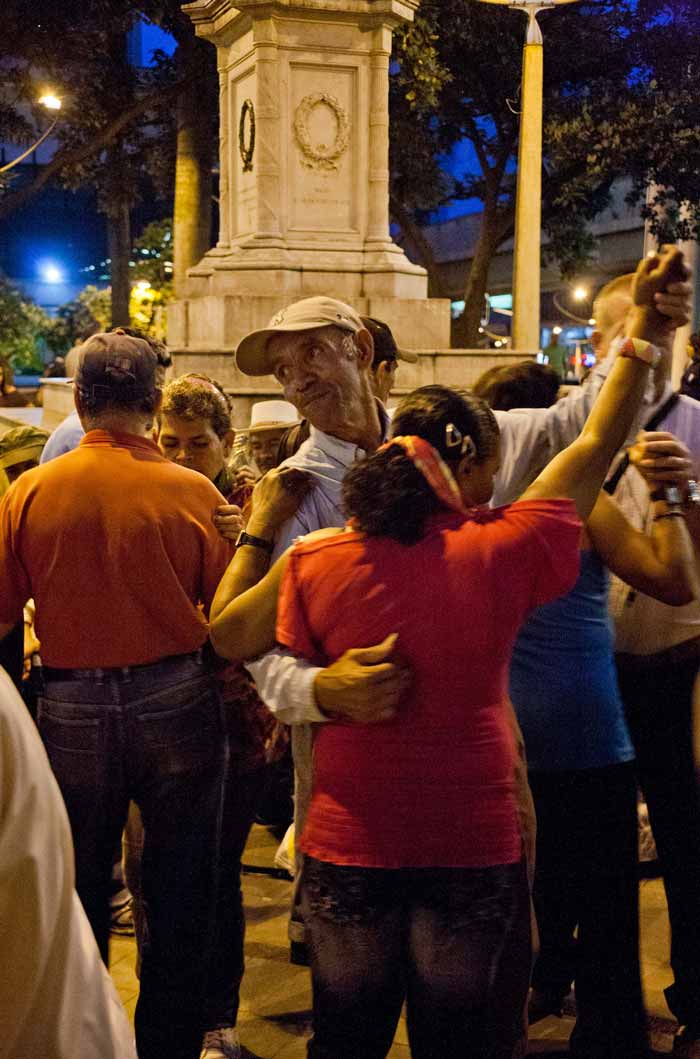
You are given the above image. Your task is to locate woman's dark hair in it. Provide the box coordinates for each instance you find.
[473,359,560,411]
[342,385,499,545]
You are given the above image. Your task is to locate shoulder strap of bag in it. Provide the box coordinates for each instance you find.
[603,392,680,495]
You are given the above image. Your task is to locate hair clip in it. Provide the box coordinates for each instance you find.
[445,423,477,461]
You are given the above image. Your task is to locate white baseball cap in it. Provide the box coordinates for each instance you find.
[248,400,299,432]
[236,296,365,377]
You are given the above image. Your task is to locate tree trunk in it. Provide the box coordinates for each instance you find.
[108,198,131,327]
[451,200,502,348]
[389,194,449,299]
[173,41,214,295]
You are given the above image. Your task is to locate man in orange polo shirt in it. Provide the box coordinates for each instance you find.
[0,332,232,1059]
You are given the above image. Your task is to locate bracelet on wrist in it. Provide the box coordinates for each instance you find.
[619,337,662,368]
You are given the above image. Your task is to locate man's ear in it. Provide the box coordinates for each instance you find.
[222,429,235,459]
[591,330,604,357]
[354,328,374,369]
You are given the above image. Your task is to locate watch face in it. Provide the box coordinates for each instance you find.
[665,485,683,505]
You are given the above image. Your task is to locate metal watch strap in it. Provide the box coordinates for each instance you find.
[649,485,683,505]
[235,530,274,553]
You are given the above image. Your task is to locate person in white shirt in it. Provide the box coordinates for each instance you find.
[0,665,136,1059]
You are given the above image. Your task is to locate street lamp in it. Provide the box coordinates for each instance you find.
[0,94,62,175]
[478,0,579,351]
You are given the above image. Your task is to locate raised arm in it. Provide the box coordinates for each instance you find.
[209,466,311,660]
[522,246,688,521]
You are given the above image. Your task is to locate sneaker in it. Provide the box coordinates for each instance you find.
[110,897,135,937]
[674,1027,700,1058]
[200,1026,242,1059]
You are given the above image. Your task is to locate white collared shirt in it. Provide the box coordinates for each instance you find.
[246,407,389,724]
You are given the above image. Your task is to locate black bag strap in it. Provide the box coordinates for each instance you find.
[603,392,680,495]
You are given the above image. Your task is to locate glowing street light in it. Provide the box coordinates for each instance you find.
[38,94,62,111]
[573,285,588,302]
[39,262,64,285]
[478,0,579,351]
[0,93,63,175]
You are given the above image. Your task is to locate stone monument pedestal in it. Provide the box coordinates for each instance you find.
[168,0,452,360]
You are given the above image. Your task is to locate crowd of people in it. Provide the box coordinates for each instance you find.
[0,244,699,1059]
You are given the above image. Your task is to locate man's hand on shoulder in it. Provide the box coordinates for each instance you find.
[246,466,312,540]
[314,633,412,724]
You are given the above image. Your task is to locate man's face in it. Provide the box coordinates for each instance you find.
[156,413,232,483]
[249,427,286,474]
[591,290,633,359]
[370,359,398,404]
[267,326,366,433]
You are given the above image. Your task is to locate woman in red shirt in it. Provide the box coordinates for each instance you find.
[211,248,685,1059]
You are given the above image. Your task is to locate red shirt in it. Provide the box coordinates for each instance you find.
[277,499,581,868]
[0,430,232,668]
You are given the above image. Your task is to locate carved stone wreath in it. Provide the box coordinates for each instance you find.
[238,98,256,172]
[293,92,350,172]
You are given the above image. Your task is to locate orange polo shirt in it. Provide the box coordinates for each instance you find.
[0,430,232,668]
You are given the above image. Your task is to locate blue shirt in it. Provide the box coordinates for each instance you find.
[509,549,634,771]
[40,412,85,463]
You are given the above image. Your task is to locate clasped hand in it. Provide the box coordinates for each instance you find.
[629,430,694,489]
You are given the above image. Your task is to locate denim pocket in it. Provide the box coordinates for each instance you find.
[302,857,396,924]
[37,698,103,786]
[135,682,221,776]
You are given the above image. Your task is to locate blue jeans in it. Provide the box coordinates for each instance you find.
[37,652,230,1059]
[301,856,530,1059]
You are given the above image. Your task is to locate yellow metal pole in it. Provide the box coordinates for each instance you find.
[512,31,544,352]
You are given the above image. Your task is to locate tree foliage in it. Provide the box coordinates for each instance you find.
[390,0,700,345]
[0,278,49,370]
[0,1,216,322]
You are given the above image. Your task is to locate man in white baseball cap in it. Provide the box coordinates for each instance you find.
[236,296,365,377]
[234,295,403,962]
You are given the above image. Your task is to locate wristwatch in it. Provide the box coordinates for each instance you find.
[235,530,274,553]
[650,485,683,506]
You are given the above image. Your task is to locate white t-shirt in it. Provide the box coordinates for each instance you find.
[0,667,136,1059]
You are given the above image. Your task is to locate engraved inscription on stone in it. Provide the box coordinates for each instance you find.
[289,66,357,234]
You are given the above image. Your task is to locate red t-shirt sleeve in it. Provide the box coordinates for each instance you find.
[276,548,323,662]
[0,488,31,623]
[498,498,582,608]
